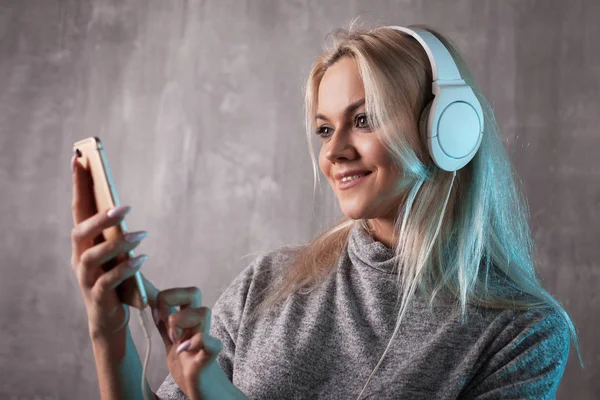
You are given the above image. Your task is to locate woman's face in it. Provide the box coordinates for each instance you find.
[316,56,403,224]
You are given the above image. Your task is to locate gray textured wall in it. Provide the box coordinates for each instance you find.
[1,0,598,399]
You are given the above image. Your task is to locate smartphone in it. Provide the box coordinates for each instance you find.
[72,137,149,310]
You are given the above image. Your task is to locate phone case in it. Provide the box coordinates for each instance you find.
[72,137,149,309]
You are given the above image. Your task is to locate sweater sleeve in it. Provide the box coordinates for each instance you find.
[209,262,253,383]
[460,308,570,399]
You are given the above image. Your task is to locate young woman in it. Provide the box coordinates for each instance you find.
[154,20,582,399]
[72,20,582,400]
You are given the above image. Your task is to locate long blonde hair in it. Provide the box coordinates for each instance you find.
[247,18,583,368]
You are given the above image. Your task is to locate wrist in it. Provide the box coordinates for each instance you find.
[88,321,128,343]
[88,304,131,342]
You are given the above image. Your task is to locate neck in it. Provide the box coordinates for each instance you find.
[366,217,399,249]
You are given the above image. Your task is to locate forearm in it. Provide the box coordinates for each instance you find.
[90,325,156,400]
[199,360,249,400]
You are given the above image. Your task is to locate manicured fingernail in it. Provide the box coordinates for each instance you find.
[124,231,148,243]
[176,339,191,354]
[71,155,77,174]
[107,205,131,218]
[127,254,147,268]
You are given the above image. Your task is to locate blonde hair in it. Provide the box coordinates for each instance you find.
[247,17,582,368]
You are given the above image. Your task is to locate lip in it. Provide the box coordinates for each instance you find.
[334,169,372,181]
[337,171,372,190]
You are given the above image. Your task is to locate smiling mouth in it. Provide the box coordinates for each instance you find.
[337,171,372,189]
[338,171,372,181]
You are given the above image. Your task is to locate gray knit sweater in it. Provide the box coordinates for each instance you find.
[155,224,570,399]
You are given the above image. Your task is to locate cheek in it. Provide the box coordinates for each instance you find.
[318,154,329,178]
[372,156,400,187]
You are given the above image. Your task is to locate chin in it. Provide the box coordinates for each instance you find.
[342,213,364,221]
[340,204,371,220]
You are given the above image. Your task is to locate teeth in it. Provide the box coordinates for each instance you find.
[341,173,367,182]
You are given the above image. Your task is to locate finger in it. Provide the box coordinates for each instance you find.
[154,305,178,350]
[179,342,225,400]
[176,332,215,396]
[71,155,96,226]
[155,286,202,322]
[77,235,145,288]
[177,332,223,385]
[176,331,222,361]
[166,307,209,343]
[71,204,132,263]
[90,254,148,302]
[154,287,202,351]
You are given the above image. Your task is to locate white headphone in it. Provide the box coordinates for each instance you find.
[386,26,484,172]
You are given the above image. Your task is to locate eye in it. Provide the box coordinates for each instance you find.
[315,126,333,138]
[355,114,370,129]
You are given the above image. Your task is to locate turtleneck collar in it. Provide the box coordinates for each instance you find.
[347,223,400,274]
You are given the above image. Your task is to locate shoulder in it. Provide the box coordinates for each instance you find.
[468,303,571,366]
[433,296,570,358]
[212,245,301,311]
[461,306,571,398]
[487,306,570,353]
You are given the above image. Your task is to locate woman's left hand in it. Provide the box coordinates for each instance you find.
[152,285,228,400]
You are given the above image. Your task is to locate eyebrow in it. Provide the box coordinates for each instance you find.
[315,98,365,122]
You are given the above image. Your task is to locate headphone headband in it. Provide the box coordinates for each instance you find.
[385,26,462,82]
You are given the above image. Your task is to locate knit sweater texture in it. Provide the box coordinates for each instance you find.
[155,224,569,399]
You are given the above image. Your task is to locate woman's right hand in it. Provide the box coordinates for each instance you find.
[70,155,150,340]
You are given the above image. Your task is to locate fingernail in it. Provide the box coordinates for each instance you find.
[127,254,148,268]
[71,155,77,174]
[107,205,132,218]
[176,339,191,354]
[124,231,148,243]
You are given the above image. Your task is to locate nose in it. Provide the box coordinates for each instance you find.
[324,126,356,163]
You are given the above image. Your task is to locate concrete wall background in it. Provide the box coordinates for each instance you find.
[1,0,598,398]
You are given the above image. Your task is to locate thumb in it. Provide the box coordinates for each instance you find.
[179,333,223,368]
